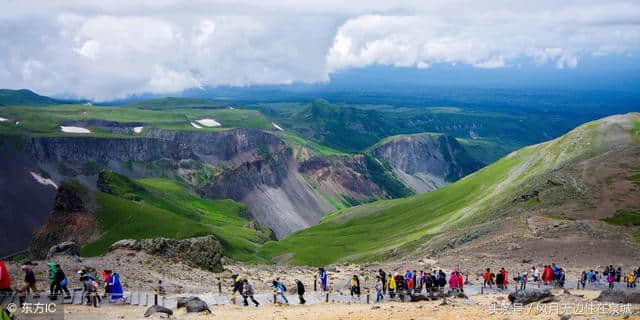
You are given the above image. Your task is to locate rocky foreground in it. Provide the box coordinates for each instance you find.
[59,290,640,320]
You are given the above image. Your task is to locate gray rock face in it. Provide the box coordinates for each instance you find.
[110,236,223,272]
[372,133,481,193]
[177,297,211,313]
[22,128,331,239]
[508,289,552,305]
[47,241,79,258]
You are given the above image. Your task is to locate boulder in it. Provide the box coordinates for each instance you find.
[508,289,552,305]
[110,236,224,272]
[144,305,173,318]
[594,290,632,304]
[177,297,211,313]
[47,241,79,258]
[410,295,429,302]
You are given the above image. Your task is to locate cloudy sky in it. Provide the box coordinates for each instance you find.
[1,0,639,100]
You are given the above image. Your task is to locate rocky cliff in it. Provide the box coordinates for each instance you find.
[371,133,482,193]
[3,127,483,255]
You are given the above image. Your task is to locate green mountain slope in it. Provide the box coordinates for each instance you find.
[0,89,61,106]
[81,171,272,261]
[259,113,640,266]
[0,104,273,136]
[277,99,578,162]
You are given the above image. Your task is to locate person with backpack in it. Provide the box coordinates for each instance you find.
[242,279,259,307]
[48,262,59,298]
[18,265,38,296]
[273,278,288,304]
[80,272,99,307]
[0,260,11,293]
[375,276,384,303]
[319,268,328,292]
[557,269,566,288]
[350,275,361,299]
[295,279,306,305]
[231,273,243,304]
[378,269,386,294]
[54,264,70,299]
[387,274,396,299]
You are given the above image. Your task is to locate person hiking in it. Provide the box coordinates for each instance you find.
[350,275,361,299]
[519,272,527,290]
[437,270,447,289]
[607,270,615,290]
[457,272,464,293]
[295,279,306,305]
[448,272,459,292]
[424,272,434,295]
[109,271,124,301]
[496,270,504,290]
[628,272,636,288]
[273,278,288,304]
[404,270,413,286]
[616,267,622,283]
[378,269,387,294]
[557,269,566,288]
[387,274,396,299]
[242,279,259,307]
[231,273,243,303]
[80,272,99,307]
[483,268,493,288]
[375,276,384,303]
[319,268,328,292]
[16,264,33,308]
[417,271,425,294]
[580,271,587,289]
[79,270,101,305]
[54,264,70,298]
[0,260,11,293]
[101,270,111,298]
[502,268,509,289]
[47,262,60,299]
[412,270,418,294]
[394,273,405,300]
[406,275,414,296]
[542,266,552,285]
[531,267,540,283]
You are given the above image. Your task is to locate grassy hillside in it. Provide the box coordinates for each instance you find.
[259,113,640,266]
[0,104,274,136]
[123,97,228,110]
[81,171,272,261]
[273,99,579,162]
[0,89,61,106]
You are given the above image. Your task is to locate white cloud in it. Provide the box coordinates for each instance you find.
[0,1,638,100]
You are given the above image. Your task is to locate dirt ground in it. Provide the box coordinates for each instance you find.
[60,291,640,320]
